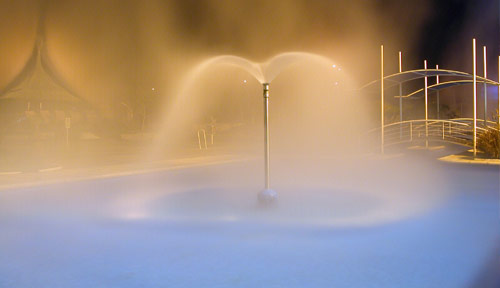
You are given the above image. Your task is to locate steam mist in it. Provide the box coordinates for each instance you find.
[0,0,472,226]
[0,0,437,118]
[1,2,500,287]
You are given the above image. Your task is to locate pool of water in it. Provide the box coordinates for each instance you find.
[0,157,498,287]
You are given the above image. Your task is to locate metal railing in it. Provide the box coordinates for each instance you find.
[363,119,498,150]
[197,129,208,150]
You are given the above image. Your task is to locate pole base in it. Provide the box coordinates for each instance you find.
[258,189,277,204]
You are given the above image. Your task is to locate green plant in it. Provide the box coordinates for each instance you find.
[477,110,500,158]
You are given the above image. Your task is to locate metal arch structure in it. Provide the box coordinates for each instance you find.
[359,69,498,93]
[396,79,500,99]
[364,40,500,158]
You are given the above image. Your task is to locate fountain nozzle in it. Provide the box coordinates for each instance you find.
[263,83,270,98]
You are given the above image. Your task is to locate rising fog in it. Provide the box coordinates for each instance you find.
[0,0,495,225]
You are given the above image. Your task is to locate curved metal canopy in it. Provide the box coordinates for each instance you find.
[396,79,500,99]
[360,69,499,92]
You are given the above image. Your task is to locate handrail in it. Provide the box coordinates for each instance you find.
[451,118,499,127]
[361,118,498,150]
[197,129,208,150]
[366,119,470,134]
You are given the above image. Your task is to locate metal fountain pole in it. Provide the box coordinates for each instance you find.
[258,82,276,202]
[263,83,270,190]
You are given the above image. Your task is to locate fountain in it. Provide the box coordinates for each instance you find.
[153,52,352,204]
[2,51,496,287]
[144,51,456,227]
[1,2,499,286]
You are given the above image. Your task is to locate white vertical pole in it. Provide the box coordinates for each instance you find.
[399,51,403,139]
[65,117,70,147]
[203,130,208,149]
[436,65,440,119]
[198,130,202,150]
[424,60,428,148]
[381,45,384,154]
[473,39,477,158]
[442,122,445,139]
[483,46,488,126]
[410,122,413,141]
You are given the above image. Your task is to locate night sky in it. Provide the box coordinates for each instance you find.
[417,0,498,69]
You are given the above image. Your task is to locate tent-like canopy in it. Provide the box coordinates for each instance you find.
[0,12,88,110]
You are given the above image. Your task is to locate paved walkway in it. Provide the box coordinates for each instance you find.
[0,153,246,191]
[2,136,498,193]
[0,134,248,191]
[439,149,500,165]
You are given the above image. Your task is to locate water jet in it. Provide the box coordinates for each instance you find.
[152,52,348,203]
